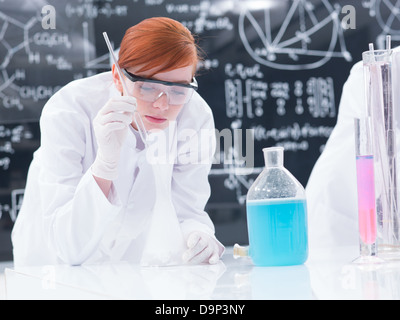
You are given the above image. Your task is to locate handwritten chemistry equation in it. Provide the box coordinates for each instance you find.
[224,63,335,119]
[0,124,34,223]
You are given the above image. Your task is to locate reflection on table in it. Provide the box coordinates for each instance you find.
[5,246,400,300]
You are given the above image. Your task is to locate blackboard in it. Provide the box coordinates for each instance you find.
[0,0,398,260]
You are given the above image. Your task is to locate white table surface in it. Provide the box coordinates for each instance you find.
[5,246,400,300]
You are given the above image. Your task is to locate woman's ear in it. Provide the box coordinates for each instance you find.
[112,64,124,94]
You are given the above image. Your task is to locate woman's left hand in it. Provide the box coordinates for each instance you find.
[183,232,221,265]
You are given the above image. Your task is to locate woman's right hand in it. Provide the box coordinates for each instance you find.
[91,96,137,181]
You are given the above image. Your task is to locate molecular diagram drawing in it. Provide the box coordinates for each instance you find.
[0,11,43,111]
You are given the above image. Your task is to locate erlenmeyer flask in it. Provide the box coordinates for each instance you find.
[140,130,186,267]
[140,161,186,266]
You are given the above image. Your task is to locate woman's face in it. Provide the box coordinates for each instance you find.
[113,65,194,131]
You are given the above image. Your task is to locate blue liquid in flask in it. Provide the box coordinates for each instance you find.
[247,198,308,266]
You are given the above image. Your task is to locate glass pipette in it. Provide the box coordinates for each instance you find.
[102,32,148,146]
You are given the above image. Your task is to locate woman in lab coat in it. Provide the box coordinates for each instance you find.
[12,17,224,266]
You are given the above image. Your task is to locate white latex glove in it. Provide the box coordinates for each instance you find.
[91,96,136,180]
[183,232,221,265]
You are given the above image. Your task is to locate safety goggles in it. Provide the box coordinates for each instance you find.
[123,69,198,106]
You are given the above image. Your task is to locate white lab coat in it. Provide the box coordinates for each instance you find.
[12,71,223,267]
[306,47,400,253]
[305,62,362,252]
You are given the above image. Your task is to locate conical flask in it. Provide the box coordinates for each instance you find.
[239,147,309,266]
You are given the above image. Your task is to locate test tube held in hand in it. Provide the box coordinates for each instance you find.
[102,32,148,145]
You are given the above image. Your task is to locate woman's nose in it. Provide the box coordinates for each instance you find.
[152,92,169,111]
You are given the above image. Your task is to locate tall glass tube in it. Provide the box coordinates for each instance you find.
[363,49,400,260]
[353,117,382,263]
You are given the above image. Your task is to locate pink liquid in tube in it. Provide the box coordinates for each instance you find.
[355,155,377,244]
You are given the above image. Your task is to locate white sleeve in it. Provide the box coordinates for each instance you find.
[37,103,123,265]
[306,62,365,251]
[172,114,224,256]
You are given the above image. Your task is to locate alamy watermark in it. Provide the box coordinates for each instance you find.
[41,5,56,30]
[341,5,356,30]
[41,4,357,31]
[144,123,255,170]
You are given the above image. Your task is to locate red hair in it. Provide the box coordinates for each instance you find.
[119,17,201,77]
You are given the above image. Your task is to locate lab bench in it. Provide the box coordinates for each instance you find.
[4,246,400,300]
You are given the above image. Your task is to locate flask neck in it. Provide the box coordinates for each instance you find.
[263,147,284,167]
